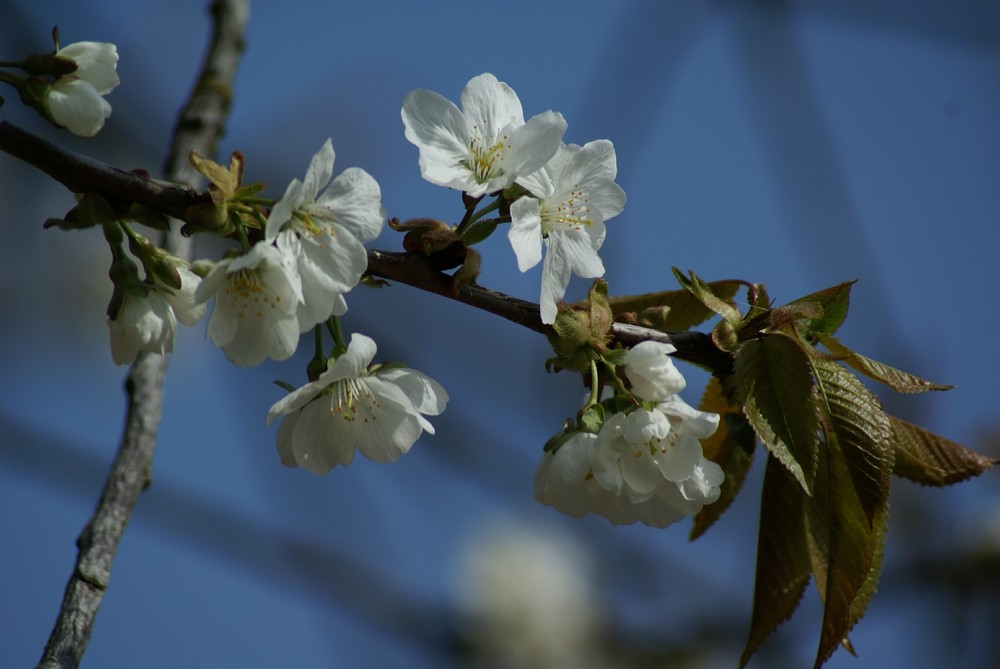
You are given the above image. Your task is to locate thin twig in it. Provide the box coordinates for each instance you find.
[0,118,729,376]
[33,2,249,668]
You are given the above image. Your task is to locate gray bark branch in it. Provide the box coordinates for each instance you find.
[33,2,250,667]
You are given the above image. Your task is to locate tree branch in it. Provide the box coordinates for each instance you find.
[0,51,729,379]
[33,2,249,668]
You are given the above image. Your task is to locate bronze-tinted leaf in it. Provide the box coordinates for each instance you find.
[672,268,744,326]
[812,359,894,526]
[606,281,742,332]
[735,334,820,493]
[691,377,755,539]
[891,416,998,485]
[804,435,874,669]
[816,334,952,393]
[740,455,811,668]
[809,360,893,667]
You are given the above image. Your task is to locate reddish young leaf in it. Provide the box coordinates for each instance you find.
[816,333,953,393]
[804,435,874,669]
[891,416,998,485]
[740,455,811,667]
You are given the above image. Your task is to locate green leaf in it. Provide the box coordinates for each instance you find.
[890,416,998,485]
[804,434,874,669]
[788,281,855,335]
[672,268,743,326]
[606,280,742,331]
[735,334,820,493]
[813,360,895,664]
[740,455,811,668]
[690,377,756,539]
[815,333,953,393]
[460,216,499,245]
[812,359,894,526]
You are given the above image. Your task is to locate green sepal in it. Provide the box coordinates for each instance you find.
[545,280,614,373]
[460,217,500,245]
[578,403,605,434]
[44,191,118,230]
[600,347,629,368]
[542,421,578,454]
[125,229,181,290]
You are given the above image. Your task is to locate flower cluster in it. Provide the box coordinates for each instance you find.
[194,139,385,367]
[402,73,625,324]
[534,341,724,528]
[266,333,448,474]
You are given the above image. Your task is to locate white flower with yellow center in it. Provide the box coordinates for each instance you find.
[266,333,449,474]
[509,140,626,324]
[265,139,385,331]
[401,73,566,197]
[194,242,303,367]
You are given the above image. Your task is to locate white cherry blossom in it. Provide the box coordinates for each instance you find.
[106,264,204,365]
[194,242,303,367]
[266,333,448,474]
[401,73,566,197]
[534,398,723,528]
[624,340,686,401]
[107,287,175,366]
[266,139,385,331]
[509,140,626,324]
[45,41,119,137]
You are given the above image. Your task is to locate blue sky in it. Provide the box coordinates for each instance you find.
[2,2,999,668]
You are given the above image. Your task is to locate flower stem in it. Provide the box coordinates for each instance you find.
[306,325,327,382]
[588,358,601,406]
[326,316,347,357]
[455,193,484,236]
[235,222,251,252]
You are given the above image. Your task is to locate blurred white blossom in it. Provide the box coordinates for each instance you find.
[452,520,605,669]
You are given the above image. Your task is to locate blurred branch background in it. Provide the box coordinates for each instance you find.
[1,2,998,667]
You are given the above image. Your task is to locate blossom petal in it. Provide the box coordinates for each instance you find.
[508,198,543,272]
[46,79,111,137]
[300,139,335,204]
[401,88,472,189]
[504,110,566,178]
[460,73,524,138]
[378,367,449,417]
[315,167,385,244]
[321,333,377,383]
[293,398,356,474]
